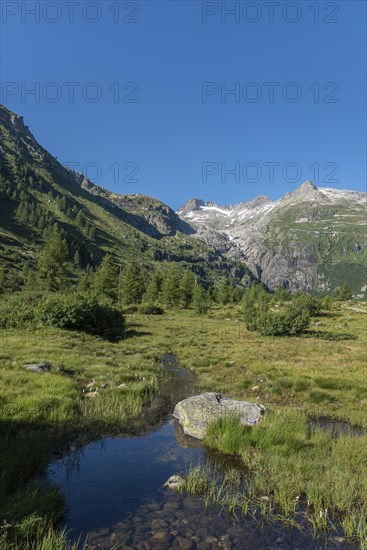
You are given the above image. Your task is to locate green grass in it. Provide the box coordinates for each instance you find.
[0,303,366,547]
[184,410,367,547]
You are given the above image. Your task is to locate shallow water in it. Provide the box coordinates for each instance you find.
[47,355,356,549]
[309,416,365,438]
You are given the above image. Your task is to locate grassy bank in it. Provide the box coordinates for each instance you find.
[184,411,367,547]
[0,324,165,547]
[0,302,366,546]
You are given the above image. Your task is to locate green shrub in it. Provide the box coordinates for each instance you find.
[242,286,311,336]
[0,292,125,340]
[37,293,125,340]
[254,304,310,336]
[0,292,41,328]
[242,283,270,330]
[292,292,322,316]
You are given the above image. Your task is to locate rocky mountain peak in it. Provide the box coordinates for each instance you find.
[177,198,206,215]
[297,180,318,192]
[283,180,330,205]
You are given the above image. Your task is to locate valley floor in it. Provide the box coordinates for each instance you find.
[0,303,366,548]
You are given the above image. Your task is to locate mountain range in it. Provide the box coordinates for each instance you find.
[177,183,367,294]
[0,104,365,295]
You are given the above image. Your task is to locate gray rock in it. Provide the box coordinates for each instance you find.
[173,392,265,440]
[21,362,51,373]
[164,475,185,491]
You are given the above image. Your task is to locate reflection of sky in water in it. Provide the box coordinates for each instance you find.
[47,355,205,538]
[46,356,350,548]
[47,420,204,536]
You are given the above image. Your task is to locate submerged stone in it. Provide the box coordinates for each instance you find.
[164,475,185,491]
[173,392,265,440]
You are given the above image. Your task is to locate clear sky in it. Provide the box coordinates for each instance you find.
[0,0,366,209]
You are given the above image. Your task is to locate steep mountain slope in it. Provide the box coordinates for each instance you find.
[0,105,252,288]
[178,181,367,294]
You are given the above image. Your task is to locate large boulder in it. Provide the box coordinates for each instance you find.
[173,392,265,440]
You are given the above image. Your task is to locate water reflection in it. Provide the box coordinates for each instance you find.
[46,355,356,549]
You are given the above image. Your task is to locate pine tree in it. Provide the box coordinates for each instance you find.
[15,200,28,224]
[59,196,67,213]
[38,225,69,291]
[242,283,270,330]
[119,260,145,305]
[229,283,242,304]
[160,265,181,308]
[76,209,86,228]
[92,254,119,302]
[215,277,230,305]
[192,283,210,314]
[78,265,94,292]
[142,269,163,304]
[335,282,353,301]
[179,268,195,308]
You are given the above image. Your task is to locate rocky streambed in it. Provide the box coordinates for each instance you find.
[46,355,358,549]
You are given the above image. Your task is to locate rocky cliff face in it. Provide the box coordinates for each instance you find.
[177,182,367,294]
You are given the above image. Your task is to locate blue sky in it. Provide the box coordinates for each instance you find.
[0,0,366,209]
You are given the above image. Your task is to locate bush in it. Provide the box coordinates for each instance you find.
[254,304,310,336]
[0,292,41,328]
[242,286,311,336]
[138,304,165,315]
[292,292,321,316]
[0,292,125,340]
[242,284,270,330]
[37,293,125,339]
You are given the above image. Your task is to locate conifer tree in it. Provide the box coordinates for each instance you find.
[76,209,86,228]
[15,200,28,224]
[160,265,181,308]
[92,254,119,302]
[179,268,195,308]
[142,269,163,304]
[38,225,69,291]
[119,260,145,305]
[78,264,95,292]
[335,282,353,301]
[242,283,270,330]
[215,277,230,305]
[192,283,210,314]
[229,283,242,304]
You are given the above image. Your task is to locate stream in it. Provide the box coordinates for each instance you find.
[47,354,356,549]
